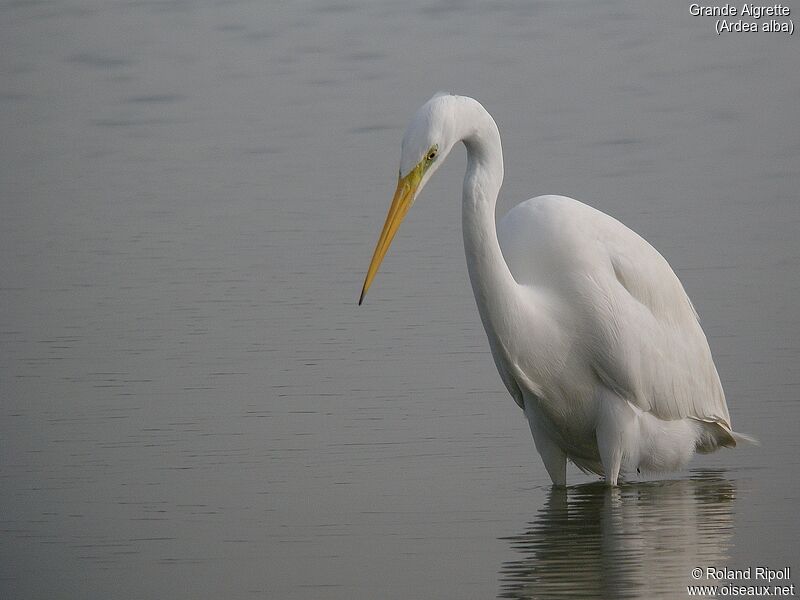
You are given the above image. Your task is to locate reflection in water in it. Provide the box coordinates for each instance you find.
[499,471,737,599]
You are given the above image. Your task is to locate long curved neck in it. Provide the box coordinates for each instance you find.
[456,100,521,340]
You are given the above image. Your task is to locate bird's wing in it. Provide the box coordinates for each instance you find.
[584,237,731,428]
[499,196,731,428]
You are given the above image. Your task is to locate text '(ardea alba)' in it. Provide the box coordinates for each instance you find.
[359,93,754,486]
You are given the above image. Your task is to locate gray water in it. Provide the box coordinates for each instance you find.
[1,1,798,598]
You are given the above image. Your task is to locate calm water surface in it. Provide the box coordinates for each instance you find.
[1,1,798,598]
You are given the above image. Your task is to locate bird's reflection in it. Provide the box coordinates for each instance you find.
[499,471,737,599]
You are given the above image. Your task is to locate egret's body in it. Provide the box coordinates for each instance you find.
[360,94,752,486]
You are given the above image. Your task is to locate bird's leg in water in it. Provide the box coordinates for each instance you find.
[525,401,567,487]
[596,392,636,486]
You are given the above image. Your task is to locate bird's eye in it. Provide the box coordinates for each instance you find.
[426,146,439,162]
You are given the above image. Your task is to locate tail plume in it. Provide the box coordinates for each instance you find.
[731,431,760,447]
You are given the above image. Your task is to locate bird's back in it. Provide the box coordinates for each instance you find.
[496,195,733,437]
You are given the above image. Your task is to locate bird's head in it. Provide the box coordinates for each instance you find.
[359,93,459,305]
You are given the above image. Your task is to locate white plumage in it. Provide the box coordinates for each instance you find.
[360,93,753,486]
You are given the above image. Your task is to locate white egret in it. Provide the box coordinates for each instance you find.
[359,93,754,486]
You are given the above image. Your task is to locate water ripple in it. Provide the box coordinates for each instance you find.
[499,472,737,599]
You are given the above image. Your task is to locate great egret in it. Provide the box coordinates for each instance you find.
[359,93,754,486]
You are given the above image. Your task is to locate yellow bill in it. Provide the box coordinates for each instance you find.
[358,163,423,305]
